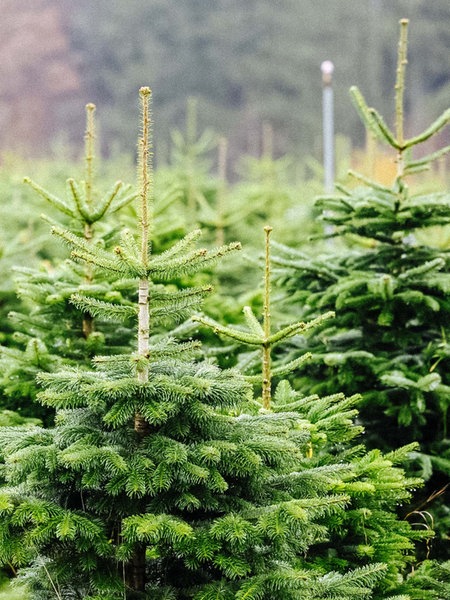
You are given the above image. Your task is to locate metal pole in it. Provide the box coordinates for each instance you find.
[321,60,335,193]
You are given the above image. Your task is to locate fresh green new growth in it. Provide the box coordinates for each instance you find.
[195,226,333,408]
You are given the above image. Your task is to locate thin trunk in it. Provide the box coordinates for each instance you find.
[395,19,408,179]
[82,221,95,338]
[134,88,152,437]
[262,343,271,410]
[126,87,153,595]
[125,544,147,594]
[82,312,94,339]
[262,226,272,409]
[395,19,408,150]
[134,277,150,436]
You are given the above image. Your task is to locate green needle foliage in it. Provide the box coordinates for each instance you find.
[0,87,433,600]
[271,19,450,555]
[0,104,138,422]
[269,380,433,598]
[195,227,450,598]
[230,150,317,249]
[0,89,362,600]
[166,97,219,232]
[0,157,68,350]
[193,226,446,598]
[195,226,334,408]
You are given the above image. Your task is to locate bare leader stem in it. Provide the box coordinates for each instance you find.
[82,103,96,337]
[262,225,273,409]
[215,137,227,246]
[84,102,96,206]
[135,87,152,434]
[395,19,409,177]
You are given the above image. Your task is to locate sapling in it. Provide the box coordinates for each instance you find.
[195,226,334,407]
[0,103,137,423]
[271,18,450,555]
[194,226,439,597]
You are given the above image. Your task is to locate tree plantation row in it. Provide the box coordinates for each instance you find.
[0,20,449,600]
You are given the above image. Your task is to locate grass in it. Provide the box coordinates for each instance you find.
[0,580,28,599]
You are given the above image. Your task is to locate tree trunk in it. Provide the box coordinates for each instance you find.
[125,544,147,595]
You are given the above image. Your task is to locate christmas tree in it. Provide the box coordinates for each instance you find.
[195,224,450,598]
[2,75,449,597]
[271,19,450,555]
[0,103,138,423]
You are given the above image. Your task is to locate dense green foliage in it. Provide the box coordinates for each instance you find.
[270,20,450,556]
[0,15,449,600]
[1,86,447,599]
[0,106,138,423]
[0,104,316,424]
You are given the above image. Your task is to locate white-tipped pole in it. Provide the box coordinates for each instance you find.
[321,60,335,193]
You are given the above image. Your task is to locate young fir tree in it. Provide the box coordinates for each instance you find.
[229,150,311,248]
[194,226,450,599]
[167,97,218,231]
[194,226,334,408]
[271,19,450,555]
[0,103,138,422]
[0,88,401,600]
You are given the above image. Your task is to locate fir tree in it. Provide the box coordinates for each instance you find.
[194,226,440,598]
[194,226,334,408]
[0,103,138,422]
[271,19,450,555]
[0,88,380,600]
[0,82,448,598]
[165,97,218,231]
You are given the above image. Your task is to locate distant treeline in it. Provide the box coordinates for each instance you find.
[1,0,449,163]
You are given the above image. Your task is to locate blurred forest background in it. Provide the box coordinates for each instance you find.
[0,0,449,166]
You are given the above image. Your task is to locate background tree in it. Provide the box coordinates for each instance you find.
[1,1,450,165]
[271,19,450,556]
[0,103,137,423]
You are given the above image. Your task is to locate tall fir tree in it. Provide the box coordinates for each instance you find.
[193,226,449,598]
[271,19,450,556]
